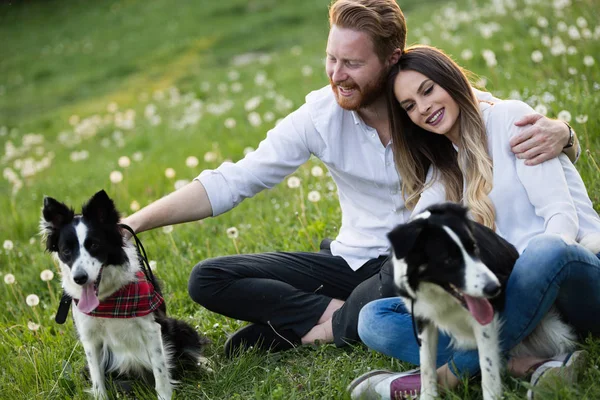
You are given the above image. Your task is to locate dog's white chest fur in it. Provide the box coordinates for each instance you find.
[405,283,481,349]
[73,310,165,375]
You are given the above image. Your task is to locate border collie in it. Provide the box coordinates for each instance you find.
[388,203,576,400]
[41,190,209,400]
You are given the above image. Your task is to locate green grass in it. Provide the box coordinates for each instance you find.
[1,0,599,398]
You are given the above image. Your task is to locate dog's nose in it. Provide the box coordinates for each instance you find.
[73,272,89,285]
[483,281,501,298]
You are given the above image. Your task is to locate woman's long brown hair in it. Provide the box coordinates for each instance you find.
[388,45,495,228]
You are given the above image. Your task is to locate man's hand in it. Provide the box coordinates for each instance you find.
[509,114,570,166]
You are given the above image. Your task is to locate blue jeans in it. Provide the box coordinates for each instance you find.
[357,234,600,378]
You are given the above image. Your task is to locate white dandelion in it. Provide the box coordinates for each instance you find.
[130,200,140,212]
[287,176,301,189]
[164,168,176,179]
[118,156,131,168]
[186,156,199,168]
[534,104,548,115]
[162,225,174,234]
[109,170,123,183]
[575,115,588,124]
[27,321,40,331]
[149,260,157,271]
[311,166,324,177]
[4,273,15,284]
[3,240,14,251]
[132,152,143,162]
[226,227,239,239]
[557,110,572,122]
[40,270,54,282]
[26,294,40,307]
[307,191,321,203]
[204,152,217,162]
[531,50,543,63]
[224,118,236,129]
[583,56,595,67]
[461,49,473,60]
[243,146,255,156]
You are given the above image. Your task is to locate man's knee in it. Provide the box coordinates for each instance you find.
[187,256,230,306]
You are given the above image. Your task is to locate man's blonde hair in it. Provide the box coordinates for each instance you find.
[329,0,407,61]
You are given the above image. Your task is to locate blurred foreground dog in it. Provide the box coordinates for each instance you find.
[388,203,576,400]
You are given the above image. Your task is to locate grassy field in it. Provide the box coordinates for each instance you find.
[1,0,599,398]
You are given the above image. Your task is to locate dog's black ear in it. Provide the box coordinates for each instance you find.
[387,219,428,259]
[427,202,468,218]
[82,190,120,225]
[42,196,75,229]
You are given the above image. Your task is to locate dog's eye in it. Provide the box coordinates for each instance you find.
[89,243,99,250]
[61,249,72,256]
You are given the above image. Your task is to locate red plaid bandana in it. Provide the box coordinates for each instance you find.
[76,271,164,318]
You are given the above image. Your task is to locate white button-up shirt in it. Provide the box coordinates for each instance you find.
[197,86,409,270]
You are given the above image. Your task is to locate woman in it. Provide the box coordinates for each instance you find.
[348,46,600,399]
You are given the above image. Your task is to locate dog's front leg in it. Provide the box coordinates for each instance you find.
[81,339,107,399]
[474,320,503,400]
[144,321,173,400]
[419,321,439,400]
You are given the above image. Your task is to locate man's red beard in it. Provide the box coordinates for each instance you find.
[330,71,388,111]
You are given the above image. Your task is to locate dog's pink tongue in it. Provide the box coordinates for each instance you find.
[78,283,99,313]
[464,295,494,326]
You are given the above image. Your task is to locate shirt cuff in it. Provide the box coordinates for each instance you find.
[194,171,233,217]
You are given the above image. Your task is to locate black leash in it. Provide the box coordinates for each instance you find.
[118,224,159,293]
[54,224,159,324]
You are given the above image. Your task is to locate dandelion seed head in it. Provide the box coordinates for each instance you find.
[557,110,572,122]
[4,273,15,284]
[130,200,140,212]
[162,225,174,234]
[584,56,595,67]
[149,260,157,271]
[226,227,239,239]
[109,170,123,183]
[575,115,588,124]
[308,190,321,203]
[27,321,40,331]
[531,50,543,63]
[165,168,176,179]
[287,176,301,189]
[311,166,324,177]
[204,152,217,162]
[118,156,131,168]
[26,294,40,307]
[40,270,54,281]
[186,156,199,168]
[3,240,14,251]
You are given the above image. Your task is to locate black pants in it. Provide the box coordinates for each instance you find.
[187,240,397,346]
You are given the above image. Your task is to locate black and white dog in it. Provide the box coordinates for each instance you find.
[41,190,209,400]
[388,203,576,400]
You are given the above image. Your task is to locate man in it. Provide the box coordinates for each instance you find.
[122,0,578,357]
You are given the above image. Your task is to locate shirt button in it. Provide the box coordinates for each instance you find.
[371,133,376,138]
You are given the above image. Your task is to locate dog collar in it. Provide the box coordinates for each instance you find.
[74,271,164,318]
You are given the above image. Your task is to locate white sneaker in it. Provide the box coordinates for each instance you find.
[526,350,588,399]
[347,368,421,400]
